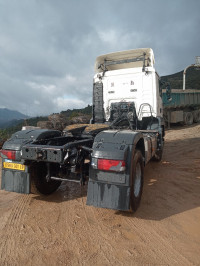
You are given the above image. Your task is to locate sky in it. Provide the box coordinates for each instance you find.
[0,0,199,116]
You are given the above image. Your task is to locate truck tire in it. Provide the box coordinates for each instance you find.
[183,112,193,125]
[193,110,200,123]
[152,139,164,162]
[30,162,61,195]
[130,149,144,212]
[152,149,163,162]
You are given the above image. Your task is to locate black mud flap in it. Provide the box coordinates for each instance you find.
[1,168,30,194]
[86,181,131,211]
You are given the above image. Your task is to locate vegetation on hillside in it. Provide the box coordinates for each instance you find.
[0,116,48,140]
[0,106,92,140]
[60,105,92,118]
[161,67,200,90]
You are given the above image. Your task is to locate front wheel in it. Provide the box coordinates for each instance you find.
[152,148,163,162]
[130,150,144,212]
[30,162,61,195]
[152,134,164,162]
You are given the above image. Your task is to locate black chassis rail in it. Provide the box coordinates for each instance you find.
[21,138,93,164]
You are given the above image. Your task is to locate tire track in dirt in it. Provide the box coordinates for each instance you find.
[80,196,118,265]
[64,184,121,264]
[59,184,116,265]
[58,185,103,264]
[88,207,137,265]
[82,201,193,265]
[0,194,31,265]
[124,216,192,265]
[64,182,191,265]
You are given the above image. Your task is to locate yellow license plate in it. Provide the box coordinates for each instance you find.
[3,162,25,171]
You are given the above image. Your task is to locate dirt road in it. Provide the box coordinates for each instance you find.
[0,125,200,265]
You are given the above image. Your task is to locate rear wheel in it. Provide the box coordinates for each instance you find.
[130,150,144,212]
[30,162,61,195]
[184,112,193,125]
[193,110,200,123]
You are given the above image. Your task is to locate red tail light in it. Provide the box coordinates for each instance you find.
[0,150,16,160]
[97,159,125,172]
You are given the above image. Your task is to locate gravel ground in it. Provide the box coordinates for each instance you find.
[0,124,200,265]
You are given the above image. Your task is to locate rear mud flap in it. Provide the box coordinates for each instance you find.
[86,181,130,211]
[1,169,30,194]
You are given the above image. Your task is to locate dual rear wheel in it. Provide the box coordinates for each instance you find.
[184,110,200,125]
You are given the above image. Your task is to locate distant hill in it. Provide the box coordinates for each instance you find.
[161,67,200,90]
[0,108,29,128]
[0,106,93,139]
[0,116,48,139]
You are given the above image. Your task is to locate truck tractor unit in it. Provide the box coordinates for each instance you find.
[0,48,165,212]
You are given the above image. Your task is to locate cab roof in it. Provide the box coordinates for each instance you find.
[95,48,155,73]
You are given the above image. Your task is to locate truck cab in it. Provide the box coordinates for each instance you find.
[92,48,163,126]
[87,48,165,211]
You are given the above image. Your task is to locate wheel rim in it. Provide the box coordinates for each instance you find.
[184,112,193,125]
[194,111,200,122]
[134,162,142,197]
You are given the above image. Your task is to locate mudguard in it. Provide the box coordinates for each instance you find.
[1,129,61,194]
[86,129,144,211]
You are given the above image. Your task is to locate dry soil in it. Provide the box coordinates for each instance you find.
[0,124,200,265]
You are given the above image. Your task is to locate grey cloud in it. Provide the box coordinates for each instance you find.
[0,0,199,116]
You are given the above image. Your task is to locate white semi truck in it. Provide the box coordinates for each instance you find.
[1,48,165,212]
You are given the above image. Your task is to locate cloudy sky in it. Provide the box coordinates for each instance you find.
[0,0,199,116]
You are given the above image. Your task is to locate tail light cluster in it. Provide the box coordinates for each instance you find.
[0,150,16,160]
[97,159,125,172]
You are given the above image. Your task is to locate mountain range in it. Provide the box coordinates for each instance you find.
[0,108,29,128]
